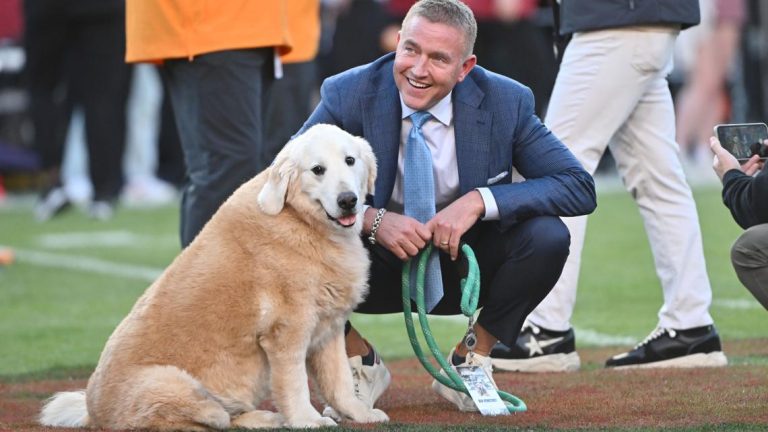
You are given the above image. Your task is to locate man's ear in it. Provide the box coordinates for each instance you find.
[257,151,296,215]
[457,54,477,82]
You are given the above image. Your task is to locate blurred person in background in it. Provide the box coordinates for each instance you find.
[154,77,185,190]
[264,0,322,165]
[24,0,132,221]
[491,0,728,372]
[675,0,746,169]
[126,1,318,247]
[317,0,392,81]
[710,136,768,310]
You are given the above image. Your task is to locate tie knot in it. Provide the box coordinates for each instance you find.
[410,111,432,129]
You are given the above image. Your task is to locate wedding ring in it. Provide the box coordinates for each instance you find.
[440,241,449,245]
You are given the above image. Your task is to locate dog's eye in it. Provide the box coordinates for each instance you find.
[311,165,326,176]
[345,156,355,166]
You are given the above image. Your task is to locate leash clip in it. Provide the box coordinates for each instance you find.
[464,315,477,354]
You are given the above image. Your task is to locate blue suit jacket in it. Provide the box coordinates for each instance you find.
[299,53,596,230]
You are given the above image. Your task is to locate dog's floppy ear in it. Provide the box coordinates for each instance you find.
[257,148,297,215]
[357,137,377,196]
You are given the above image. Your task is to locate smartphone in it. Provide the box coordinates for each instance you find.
[714,122,768,161]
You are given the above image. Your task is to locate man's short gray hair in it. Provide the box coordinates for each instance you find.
[402,0,477,58]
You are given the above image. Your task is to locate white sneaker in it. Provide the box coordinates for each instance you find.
[34,187,71,222]
[431,349,498,412]
[323,348,391,420]
[349,350,391,408]
[88,201,115,221]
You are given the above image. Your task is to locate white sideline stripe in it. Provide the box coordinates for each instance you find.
[36,230,142,249]
[412,317,637,346]
[355,314,637,347]
[573,327,636,347]
[13,248,162,283]
[714,298,762,310]
[7,246,664,347]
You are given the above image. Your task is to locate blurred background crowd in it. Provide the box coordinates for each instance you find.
[0,0,766,220]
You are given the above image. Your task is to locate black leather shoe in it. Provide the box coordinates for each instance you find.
[490,321,580,372]
[605,325,728,369]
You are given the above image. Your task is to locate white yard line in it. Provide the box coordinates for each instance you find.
[33,230,176,249]
[422,316,639,346]
[36,230,143,249]
[14,245,760,346]
[12,248,163,283]
[354,314,638,347]
[713,298,763,310]
[572,327,636,347]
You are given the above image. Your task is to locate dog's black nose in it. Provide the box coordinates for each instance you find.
[337,192,358,210]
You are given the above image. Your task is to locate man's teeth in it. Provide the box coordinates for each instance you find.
[408,78,429,88]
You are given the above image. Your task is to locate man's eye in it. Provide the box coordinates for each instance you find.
[345,156,355,166]
[311,165,326,176]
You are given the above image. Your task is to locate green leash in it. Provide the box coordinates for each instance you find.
[401,243,527,413]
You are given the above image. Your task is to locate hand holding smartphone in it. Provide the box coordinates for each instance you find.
[713,123,768,162]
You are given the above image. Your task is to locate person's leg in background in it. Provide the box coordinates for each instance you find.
[608,44,714,333]
[730,224,768,310]
[675,0,745,166]
[491,27,725,372]
[71,1,132,219]
[491,28,660,372]
[163,48,275,247]
[602,29,725,369]
[23,0,73,221]
[156,72,185,189]
[263,61,317,163]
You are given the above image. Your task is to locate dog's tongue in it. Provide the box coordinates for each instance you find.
[338,214,357,227]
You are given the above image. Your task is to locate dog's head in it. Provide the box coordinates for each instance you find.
[257,124,377,232]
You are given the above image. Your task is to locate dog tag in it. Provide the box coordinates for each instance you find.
[455,366,509,416]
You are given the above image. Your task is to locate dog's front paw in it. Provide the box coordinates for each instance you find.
[351,408,389,423]
[287,415,337,428]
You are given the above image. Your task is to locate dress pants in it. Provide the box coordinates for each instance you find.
[162,49,274,247]
[264,61,317,164]
[527,26,714,332]
[731,224,768,310]
[358,216,570,346]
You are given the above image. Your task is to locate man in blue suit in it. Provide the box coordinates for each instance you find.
[298,0,596,411]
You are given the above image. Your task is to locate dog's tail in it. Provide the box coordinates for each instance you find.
[40,390,90,428]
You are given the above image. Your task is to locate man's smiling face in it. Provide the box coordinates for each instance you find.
[393,15,477,111]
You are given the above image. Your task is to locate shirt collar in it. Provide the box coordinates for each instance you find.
[400,92,453,126]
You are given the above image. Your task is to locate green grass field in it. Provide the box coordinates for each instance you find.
[0,182,765,379]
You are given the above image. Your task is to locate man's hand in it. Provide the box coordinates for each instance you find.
[364,207,432,260]
[426,190,485,260]
[710,137,765,180]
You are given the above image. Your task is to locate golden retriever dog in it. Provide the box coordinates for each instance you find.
[40,124,388,430]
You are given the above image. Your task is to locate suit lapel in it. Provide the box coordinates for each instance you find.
[362,85,401,208]
[453,76,491,194]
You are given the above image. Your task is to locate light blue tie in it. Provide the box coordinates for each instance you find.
[403,111,443,312]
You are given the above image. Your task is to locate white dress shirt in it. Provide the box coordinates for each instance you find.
[386,93,499,220]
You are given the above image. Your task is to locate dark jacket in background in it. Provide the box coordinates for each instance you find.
[722,167,768,229]
[559,0,700,34]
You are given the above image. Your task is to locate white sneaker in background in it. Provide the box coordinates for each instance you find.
[121,176,177,207]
